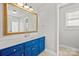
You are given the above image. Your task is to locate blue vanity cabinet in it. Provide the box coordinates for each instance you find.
[0,36,45,56]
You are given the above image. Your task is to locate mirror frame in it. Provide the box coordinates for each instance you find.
[3,3,38,35]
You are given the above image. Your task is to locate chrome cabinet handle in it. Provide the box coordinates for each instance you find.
[32,47,36,50]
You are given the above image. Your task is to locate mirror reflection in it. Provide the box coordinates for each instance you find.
[7,4,37,33]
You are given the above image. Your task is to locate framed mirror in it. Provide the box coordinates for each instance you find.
[3,3,38,35]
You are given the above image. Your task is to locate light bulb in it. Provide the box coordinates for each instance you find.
[29,8,33,11]
[24,6,29,9]
[17,3,24,7]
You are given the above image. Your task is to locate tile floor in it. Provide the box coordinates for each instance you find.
[39,47,79,56]
[39,50,49,56]
[59,47,79,56]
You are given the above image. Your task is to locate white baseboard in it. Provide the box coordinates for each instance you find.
[45,49,57,56]
[60,44,79,52]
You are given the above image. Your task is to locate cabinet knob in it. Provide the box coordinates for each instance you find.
[22,53,24,56]
[13,49,16,52]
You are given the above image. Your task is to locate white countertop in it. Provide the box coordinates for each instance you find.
[0,34,45,50]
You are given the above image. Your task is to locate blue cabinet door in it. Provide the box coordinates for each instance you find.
[0,47,14,56]
[24,46,32,56]
[0,43,24,56]
[24,43,39,56]
[31,45,39,56]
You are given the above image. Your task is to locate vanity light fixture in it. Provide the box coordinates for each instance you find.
[16,3,34,11]
[17,3,24,7]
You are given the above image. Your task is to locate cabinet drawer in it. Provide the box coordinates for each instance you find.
[24,39,38,47]
[12,44,24,52]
